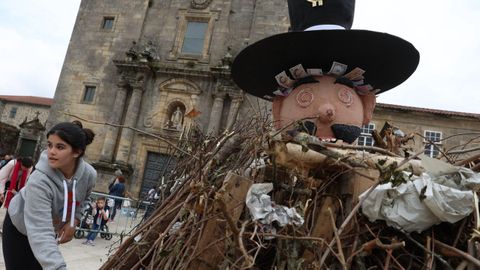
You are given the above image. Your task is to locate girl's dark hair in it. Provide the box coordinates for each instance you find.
[47,121,95,157]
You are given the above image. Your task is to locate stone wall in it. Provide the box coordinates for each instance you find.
[0,122,19,155]
[0,102,49,127]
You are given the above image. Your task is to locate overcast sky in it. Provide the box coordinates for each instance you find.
[0,0,479,114]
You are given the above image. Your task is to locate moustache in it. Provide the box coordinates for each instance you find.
[296,121,361,144]
[331,124,362,144]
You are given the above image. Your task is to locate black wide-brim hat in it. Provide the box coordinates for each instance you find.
[231,29,419,99]
[231,0,420,100]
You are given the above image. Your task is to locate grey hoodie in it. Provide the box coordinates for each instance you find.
[8,150,96,270]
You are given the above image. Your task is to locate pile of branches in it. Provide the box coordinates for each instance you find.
[100,117,480,270]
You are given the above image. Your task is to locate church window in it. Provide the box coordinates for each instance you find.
[170,11,218,61]
[181,21,208,55]
[9,107,17,119]
[424,130,442,157]
[83,85,96,103]
[102,17,115,30]
[357,123,375,146]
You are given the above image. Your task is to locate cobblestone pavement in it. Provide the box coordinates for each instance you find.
[0,206,142,269]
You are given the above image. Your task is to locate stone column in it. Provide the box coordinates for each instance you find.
[225,97,243,131]
[115,86,143,164]
[206,93,225,136]
[100,83,128,162]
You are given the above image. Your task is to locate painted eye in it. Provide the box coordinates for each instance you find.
[337,88,353,107]
[295,88,314,108]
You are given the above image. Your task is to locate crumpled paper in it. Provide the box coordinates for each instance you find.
[360,156,480,233]
[246,183,304,227]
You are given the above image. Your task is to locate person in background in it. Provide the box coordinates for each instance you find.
[0,157,34,208]
[0,154,13,169]
[108,175,126,222]
[143,187,160,221]
[2,121,96,270]
[83,196,109,246]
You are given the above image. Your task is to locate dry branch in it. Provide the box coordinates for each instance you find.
[64,112,196,158]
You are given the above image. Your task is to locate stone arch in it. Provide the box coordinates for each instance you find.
[144,78,202,130]
[158,78,202,96]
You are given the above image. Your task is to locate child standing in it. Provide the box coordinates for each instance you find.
[83,197,109,246]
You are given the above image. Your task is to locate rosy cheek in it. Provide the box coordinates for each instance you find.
[337,88,354,107]
[295,88,314,108]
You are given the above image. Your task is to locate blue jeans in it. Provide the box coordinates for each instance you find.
[86,223,100,241]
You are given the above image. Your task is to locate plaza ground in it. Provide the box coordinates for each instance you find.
[0,206,142,269]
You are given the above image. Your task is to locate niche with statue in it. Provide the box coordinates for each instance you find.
[164,102,186,131]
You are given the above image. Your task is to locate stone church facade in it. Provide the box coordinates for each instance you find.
[47,0,289,198]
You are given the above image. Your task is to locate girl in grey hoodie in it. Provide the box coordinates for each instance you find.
[2,121,97,270]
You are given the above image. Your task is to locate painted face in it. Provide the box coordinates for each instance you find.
[273,75,374,142]
[47,134,80,177]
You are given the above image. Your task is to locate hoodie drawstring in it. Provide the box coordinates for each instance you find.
[61,179,77,227]
[71,179,77,227]
[62,180,68,223]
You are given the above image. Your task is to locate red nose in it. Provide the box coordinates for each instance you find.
[318,104,335,123]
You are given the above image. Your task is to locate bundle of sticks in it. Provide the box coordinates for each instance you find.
[100,117,480,270]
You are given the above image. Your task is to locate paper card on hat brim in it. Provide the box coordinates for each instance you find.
[344,67,365,80]
[289,64,308,79]
[275,71,295,88]
[328,61,348,76]
[307,68,323,76]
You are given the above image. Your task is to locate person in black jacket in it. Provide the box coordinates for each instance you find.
[108,175,125,221]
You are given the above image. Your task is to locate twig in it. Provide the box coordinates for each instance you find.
[472,163,480,172]
[322,141,400,157]
[238,221,254,269]
[453,218,469,248]
[371,239,405,250]
[328,207,347,270]
[390,253,406,270]
[447,146,480,155]
[467,240,476,270]
[434,239,480,268]
[383,249,392,270]
[403,234,453,270]
[454,154,480,166]
[64,112,197,159]
[426,236,433,270]
[347,237,406,265]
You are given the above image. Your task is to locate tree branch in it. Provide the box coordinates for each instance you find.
[64,112,197,159]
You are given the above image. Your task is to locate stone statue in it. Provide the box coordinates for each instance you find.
[126,41,139,61]
[170,107,184,130]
